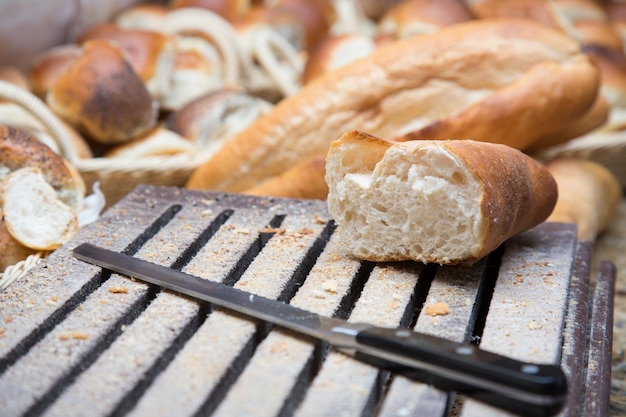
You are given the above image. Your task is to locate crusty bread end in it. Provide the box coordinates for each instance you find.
[325,131,558,264]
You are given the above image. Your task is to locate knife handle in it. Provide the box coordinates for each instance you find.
[354,326,567,417]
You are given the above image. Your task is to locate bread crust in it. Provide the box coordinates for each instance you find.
[186,18,599,192]
[439,140,558,261]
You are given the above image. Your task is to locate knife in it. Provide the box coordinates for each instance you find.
[72,243,567,417]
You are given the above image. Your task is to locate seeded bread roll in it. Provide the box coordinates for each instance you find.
[186,19,599,192]
[546,157,622,241]
[325,131,558,265]
[0,124,85,210]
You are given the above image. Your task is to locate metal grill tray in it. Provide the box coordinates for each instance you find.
[0,185,615,417]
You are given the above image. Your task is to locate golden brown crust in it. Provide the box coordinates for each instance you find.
[397,55,600,147]
[76,23,173,85]
[47,39,157,145]
[243,156,328,200]
[187,18,600,192]
[440,140,558,260]
[546,157,622,241]
[0,124,85,209]
[527,93,610,152]
[29,45,82,99]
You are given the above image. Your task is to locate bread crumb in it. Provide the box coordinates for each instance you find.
[258,227,284,234]
[59,331,90,341]
[314,215,327,225]
[109,287,129,294]
[528,321,543,330]
[4,316,13,323]
[322,279,338,293]
[425,302,450,316]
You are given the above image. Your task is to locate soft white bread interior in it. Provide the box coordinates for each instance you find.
[186,18,599,192]
[546,156,622,241]
[1,167,78,251]
[325,131,558,265]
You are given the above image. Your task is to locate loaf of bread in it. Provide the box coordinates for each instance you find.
[325,131,558,265]
[186,18,600,192]
[546,157,622,241]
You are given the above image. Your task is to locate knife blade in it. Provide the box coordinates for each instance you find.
[72,242,566,417]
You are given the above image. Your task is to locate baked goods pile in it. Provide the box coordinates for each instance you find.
[0,0,624,270]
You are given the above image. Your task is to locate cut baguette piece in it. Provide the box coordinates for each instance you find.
[325,131,558,265]
[1,167,78,251]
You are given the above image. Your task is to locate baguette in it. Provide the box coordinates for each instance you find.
[243,156,328,200]
[546,157,622,241]
[325,131,557,265]
[186,18,599,192]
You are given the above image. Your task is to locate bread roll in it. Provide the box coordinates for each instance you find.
[0,124,85,210]
[377,0,474,39]
[186,19,599,192]
[167,88,273,147]
[546,157,622,241]
[29,45,82,99]
[46,39,158,145]
[1,167,78,251]
[76,23,176,101]
[325,131,557,265]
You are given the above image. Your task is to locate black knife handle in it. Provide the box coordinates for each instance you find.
[354,326,567,417]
